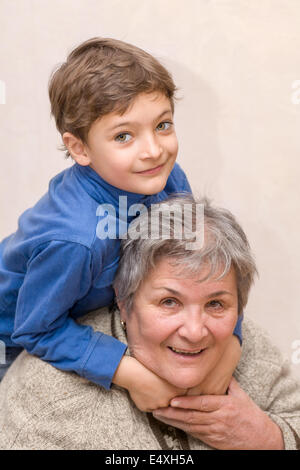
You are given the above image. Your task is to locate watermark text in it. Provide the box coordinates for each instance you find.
[291,339,300,365]
[291,80,300,104]
[96,197,204,250]
[0,340,5,364]
[0,80,6,104]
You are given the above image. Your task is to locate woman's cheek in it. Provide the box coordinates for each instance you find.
[142,309,179,335]
[211,315,238,342]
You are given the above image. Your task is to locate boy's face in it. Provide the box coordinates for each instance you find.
[81,92,178,195]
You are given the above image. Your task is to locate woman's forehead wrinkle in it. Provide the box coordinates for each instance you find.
[152,286,182,296]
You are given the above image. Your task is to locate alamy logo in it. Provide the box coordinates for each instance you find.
[0,80,6,104]
[0,340,5,365]
[96,197,204,250]
[291,339,300,365]
[291,80,300,105]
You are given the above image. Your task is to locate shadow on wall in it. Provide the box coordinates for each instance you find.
[155,60,300,383]
[162,58,222,197]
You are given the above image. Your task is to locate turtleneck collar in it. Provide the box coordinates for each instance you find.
[73,163,156,208]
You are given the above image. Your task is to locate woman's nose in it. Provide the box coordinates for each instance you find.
[139,134,163,160]
[178,311,209,344]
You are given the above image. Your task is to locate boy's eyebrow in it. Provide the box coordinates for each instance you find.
[108,109,173,132]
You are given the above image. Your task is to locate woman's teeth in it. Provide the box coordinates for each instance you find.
[169,346,203,355]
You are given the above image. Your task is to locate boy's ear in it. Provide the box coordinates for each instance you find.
[62,132,91,166]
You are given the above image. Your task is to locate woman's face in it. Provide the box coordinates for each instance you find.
[120,258,239,389]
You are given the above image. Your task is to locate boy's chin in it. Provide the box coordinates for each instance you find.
[139,177,169,195]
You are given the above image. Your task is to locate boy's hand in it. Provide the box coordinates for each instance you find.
[112,356,186,412]
[187,335,241,396]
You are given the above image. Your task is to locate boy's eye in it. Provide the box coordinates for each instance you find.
[115,133,131,143]
[156,121,172,131]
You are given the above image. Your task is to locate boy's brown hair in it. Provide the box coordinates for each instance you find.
[48,37,177,157]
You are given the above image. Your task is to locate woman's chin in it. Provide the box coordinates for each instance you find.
[166,372,206,391]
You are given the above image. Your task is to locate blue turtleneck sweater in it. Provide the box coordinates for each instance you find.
[0,162,242,388]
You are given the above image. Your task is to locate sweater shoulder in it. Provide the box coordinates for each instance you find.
[241,317,285,366]
[234,317,290,409]
[164,162,191,195]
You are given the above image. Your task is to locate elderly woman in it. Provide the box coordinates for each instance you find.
[0,196,299,450]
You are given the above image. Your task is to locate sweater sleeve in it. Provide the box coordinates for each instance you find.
[236,319,300,450]
[264,360,300,450]
[11,241,127,389]
[233,314,243,345]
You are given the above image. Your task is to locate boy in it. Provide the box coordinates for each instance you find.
[0,37,242,411]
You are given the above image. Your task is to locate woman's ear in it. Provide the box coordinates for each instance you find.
[62,132,91,166]
[114,295,127,323]
[114,287,131,322]
[116,300,126,321]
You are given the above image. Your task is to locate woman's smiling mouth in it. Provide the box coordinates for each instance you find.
[168,346,205,356]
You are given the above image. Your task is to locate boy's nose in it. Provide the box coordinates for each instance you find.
[139,134,163,160]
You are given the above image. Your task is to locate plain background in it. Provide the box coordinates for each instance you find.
[0,0,300,380]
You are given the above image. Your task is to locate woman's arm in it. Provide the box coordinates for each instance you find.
[153,377,284,449]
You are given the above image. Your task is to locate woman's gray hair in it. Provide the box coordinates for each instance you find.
[113,194,258,315]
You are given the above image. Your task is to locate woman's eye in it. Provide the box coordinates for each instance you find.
[161,298,178,308]
[206,300,223,310]
[115,133,131,143]
[156,121,172,131]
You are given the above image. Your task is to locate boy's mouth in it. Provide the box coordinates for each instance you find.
[136,163,165,175]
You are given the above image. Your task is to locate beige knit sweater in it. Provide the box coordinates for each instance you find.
[0,308,299,450]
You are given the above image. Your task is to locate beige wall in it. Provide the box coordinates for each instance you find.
[0,0,300,379]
